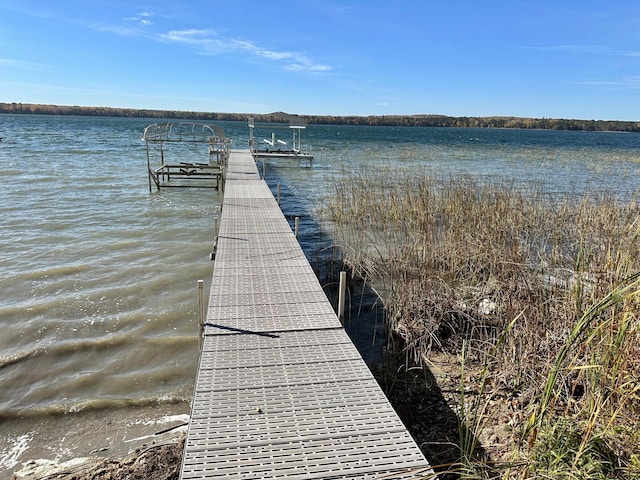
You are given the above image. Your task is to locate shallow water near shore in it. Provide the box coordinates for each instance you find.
[1,114,640,476]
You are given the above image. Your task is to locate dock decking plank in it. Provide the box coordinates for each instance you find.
[180,150,433,479]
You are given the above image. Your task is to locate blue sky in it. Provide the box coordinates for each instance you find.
[1,1,639,120]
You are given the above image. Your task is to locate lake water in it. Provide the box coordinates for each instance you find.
[1,114,639,473]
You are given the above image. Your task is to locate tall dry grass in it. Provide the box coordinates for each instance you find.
[326,170,640,479]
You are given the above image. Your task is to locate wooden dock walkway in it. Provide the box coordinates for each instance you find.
[179,150,433,479]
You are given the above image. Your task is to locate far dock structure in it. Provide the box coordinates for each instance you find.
[179,149,433,479]
[143,122,231,191]
[249,114,313,166]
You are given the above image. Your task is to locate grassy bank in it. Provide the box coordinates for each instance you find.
[326,170,640,479]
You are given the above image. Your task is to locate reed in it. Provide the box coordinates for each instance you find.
[326,170,640,479]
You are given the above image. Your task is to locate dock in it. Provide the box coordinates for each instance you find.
[179,150,433,479]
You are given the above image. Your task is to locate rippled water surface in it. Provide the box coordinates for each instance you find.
[1,114,639,420]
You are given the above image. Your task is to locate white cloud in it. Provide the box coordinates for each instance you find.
[577,77,640,88]
[536,44,640,59]
[159,29,332,73]
[0,58,45,71]
[87,14,332,74]
[538,44,613,55]
[124,12,153,27]
[283,57,332,73]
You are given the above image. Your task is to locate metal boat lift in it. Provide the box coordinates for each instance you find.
[142,122,231,191]
[249,115,313,166]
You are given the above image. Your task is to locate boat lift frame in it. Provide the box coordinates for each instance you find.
[249,115,313,166]
[142,122,231,192]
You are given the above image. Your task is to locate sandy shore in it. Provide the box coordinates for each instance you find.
[1,402,189,480]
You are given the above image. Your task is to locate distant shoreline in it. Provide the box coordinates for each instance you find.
[1,102,639,132]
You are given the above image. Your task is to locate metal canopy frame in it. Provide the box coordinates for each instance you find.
[142,122,231,191]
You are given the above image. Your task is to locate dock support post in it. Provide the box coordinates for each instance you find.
[210,217,219,260]
[262,159,266,179]
[277,184,281,206]
[294,216,300,239]
[198,280,204,351]
[338,271,347,324]
[146,143,152,193]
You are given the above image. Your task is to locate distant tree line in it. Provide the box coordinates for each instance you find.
[304,114,640,132]
[1,102,639,132]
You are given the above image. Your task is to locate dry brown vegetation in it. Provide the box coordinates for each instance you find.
[327,170,640,479]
